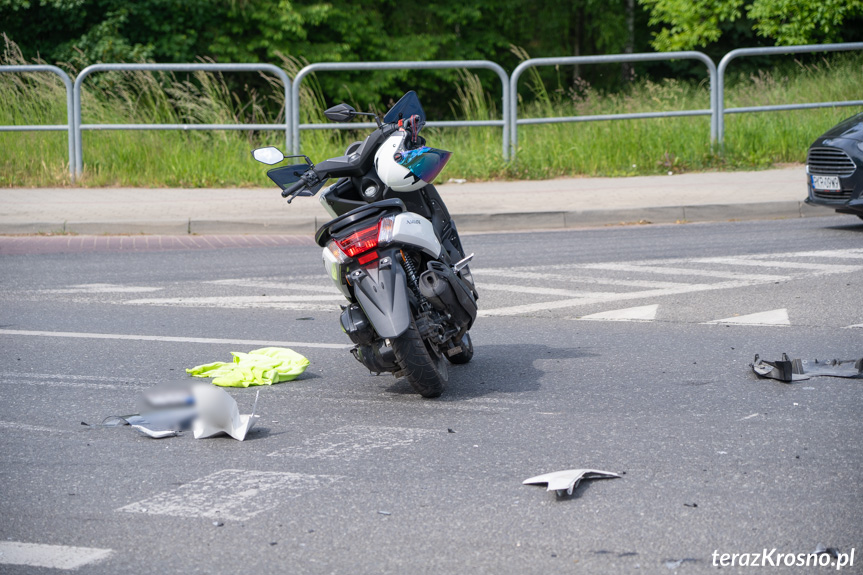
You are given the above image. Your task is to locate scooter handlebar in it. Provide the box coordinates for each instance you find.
[281,179,307,198]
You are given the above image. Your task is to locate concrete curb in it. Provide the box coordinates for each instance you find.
[0,201,835,236]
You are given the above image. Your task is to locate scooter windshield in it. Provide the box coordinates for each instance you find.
[383,91,426,126]
[397,146,452,184]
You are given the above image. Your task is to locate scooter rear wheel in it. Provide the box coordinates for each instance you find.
[392,317,448,398]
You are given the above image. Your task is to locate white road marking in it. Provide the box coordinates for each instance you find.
[0,372,142,383]
[42,283,162,293]
[693,257,862,274]
[0,542,112,570]
[268,425,436,460]
[579,262,789,281]
[316,396,509,413]
[0,376,142,391]
[475,268,690,289]
[124,295,342,311]
[703,309,790,326]
[117,469,341,521]
[207,278,340,293]
[479,279,762,317]
[0,329,351,349]
[577,304,658,322]
[478,249,861,317]
[749,249,863,260]
[0,420,67,433]
[481,283,615,298]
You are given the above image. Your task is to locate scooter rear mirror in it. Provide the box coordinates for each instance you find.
[252,147,285,165]
[324,103,357,122]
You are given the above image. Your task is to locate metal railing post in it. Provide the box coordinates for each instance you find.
[73,63,291,178]
[0,65,76,182]
[510,52,717,161]
[291,61,510,160]
[717,42,863,147]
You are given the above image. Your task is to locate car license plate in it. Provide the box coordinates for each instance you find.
[811,175,840,190]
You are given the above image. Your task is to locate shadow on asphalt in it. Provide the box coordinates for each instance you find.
[384,344,600,400]
[825,220,863,232]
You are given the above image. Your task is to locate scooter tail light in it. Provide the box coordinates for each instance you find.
[357,251,379,265]
[378,215,395,245]
[335,221,380,258]
[326,240,350,264]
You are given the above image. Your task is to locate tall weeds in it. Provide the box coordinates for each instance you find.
[1,34,861,187]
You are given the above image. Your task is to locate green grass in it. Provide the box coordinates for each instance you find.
[1,36,861,187]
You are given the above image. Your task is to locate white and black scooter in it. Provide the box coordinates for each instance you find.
[252,91,478,398]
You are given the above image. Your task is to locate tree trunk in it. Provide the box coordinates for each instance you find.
[621,0,635,84]
[572,3,584,82]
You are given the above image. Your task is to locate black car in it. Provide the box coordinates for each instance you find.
[805,111,863,220]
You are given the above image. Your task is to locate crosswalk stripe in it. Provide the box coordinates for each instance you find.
[474,268,690,288]
[750,249,863,259]
[117,469,342,521]
[0,542,112,570]
[702,309,790,326]
[268,425,436,460]
[479,279,763,317]
[480,283,615,298]
[41,283,163,294]
[693,257,862,273]
[0,329,351,349]
[124,295,343,307]
[579,262,790,281]
[206,279,341,293]
[577,304,658,322]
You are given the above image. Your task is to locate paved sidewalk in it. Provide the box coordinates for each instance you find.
[0,166,831,235]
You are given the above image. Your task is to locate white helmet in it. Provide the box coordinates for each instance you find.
[374,131,452,192]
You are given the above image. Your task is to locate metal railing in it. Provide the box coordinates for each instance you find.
[4,43,862,180]
[291,61,510,159]
[0,65,76,181]
[509,52,717,160]
[73,63,292,177]
[717,42,863,145]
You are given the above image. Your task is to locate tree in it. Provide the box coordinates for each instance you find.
[639,0,863,50]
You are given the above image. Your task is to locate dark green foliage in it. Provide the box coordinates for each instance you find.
[1,0,861,118]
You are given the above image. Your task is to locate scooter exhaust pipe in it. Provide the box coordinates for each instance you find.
[418,261,477,328]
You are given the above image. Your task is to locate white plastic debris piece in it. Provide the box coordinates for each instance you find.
[130,425,180,439]
[523,469,621,496]
[192,385,259,441]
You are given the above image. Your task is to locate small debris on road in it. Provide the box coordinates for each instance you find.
[193,386,259,441]
[523,469,621,497]
[813,543,841,559]
[751,354,862,383]
[664,558,697,569]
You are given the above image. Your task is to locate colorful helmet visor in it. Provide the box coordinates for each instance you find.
[394,146,452,184]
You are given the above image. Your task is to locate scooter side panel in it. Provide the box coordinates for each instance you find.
[390,213,441,258]
[353,262,411,339]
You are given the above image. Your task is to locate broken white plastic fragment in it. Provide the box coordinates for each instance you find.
[130,425,180,439]
[192,385,259,441]
[523,469,621,496]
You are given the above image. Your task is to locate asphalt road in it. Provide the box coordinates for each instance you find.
[1,216,861,574]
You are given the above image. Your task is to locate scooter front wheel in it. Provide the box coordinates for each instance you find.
[446,332,474,365]
[392,317,448,398]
